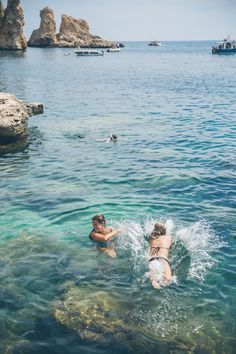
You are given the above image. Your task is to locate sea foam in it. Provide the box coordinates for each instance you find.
[114,217,223,283]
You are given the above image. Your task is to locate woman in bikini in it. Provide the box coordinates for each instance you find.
[89,214,120,258]
[148,222,172,289]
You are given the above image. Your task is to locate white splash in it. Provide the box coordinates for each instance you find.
[174,219,223,281]
[115,219,148,274]
[113,217,223,284]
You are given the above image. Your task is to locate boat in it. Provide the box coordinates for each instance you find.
[212,36,236,54]
[74,48,104,56]
[117,42,125,48]
[106,47,121,52]
[148,41,162,46]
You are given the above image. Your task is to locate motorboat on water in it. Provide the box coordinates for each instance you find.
[148,41,162,46]
[74,48,104,56]
[106,47,121,52]
[212,36,236,54]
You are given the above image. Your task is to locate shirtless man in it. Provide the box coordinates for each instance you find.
[148,222,172,289]
[89,214,120,258]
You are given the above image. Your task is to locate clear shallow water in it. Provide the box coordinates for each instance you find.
[0,41,236,353]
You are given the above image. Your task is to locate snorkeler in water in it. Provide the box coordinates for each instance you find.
[104,134,118,143]
[95,134,119,143]
[89,214,120,258]
[148,222,172,289]
[110,134,118,141]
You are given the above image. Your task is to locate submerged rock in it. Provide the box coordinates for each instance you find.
[0,0,27,50]
[0,92,43,143]
[53,284,164,352]
[0,234,67,353]
[54,285,125,337]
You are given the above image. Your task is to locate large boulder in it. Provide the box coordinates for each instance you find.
[0,92,43,143]
[0,0,27,50]
[27,7,58,47]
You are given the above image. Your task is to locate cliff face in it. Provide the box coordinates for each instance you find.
[0,1,4,23]
[28,8,114,48]
[56,15,89,47]
[57,15,114,48]
[0,0,27,50]
[28,7,57,47]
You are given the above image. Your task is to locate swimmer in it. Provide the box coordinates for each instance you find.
[148,222,172,289]
[95,134,120,143]
[110,134,118,141]
[89,214,120,258]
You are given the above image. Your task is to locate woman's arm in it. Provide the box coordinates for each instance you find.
[91,229,120,243]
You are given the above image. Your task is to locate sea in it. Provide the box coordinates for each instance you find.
[0,41,235,354]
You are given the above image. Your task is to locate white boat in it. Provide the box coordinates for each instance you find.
[74,48,104,56]
[212,36,236,54]
[148,41,162,46]
[106,47,121,52]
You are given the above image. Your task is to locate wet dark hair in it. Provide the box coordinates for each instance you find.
[110,134,118,141]
[92,214,106,225]
[149,222,166,239]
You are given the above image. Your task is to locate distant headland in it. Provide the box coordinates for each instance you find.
[0,0,115,50]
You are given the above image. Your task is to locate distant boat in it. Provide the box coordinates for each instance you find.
[106,47,121,52]
[117,42,125,48]
[148,41,162,46]
[74,48,104,56]
[212,36,236,54]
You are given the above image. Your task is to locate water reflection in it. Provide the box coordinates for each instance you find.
[0,49,26,59]
[0,127,43,156]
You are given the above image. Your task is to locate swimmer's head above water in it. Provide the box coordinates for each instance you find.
[92,214,106,233]
[149,222,166,240]
[110,134,118,141]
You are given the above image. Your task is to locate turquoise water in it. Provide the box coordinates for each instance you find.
[0,41,236,353]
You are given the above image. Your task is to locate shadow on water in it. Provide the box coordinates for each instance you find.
[0,50,26,59]
[0,127,43,156]
[63,132,85,140]
[0,137,30,155]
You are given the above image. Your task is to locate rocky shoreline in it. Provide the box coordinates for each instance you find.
[28,9,115,49]
[0,1,116,150]
[0,92,43,143]
[0,1,114,144]
[0,1,116,49]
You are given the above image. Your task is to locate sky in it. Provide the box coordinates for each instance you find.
[2,0,236,41]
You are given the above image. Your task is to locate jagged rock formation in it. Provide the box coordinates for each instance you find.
[0,92,43,143]
[28,8,115,48]
[57,14,114,48]
[56,15,90,47]
[0,1,4,23]
[28,7,57,47]
[0,0,27,50]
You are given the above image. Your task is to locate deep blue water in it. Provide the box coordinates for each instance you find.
[0,41,236,353]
